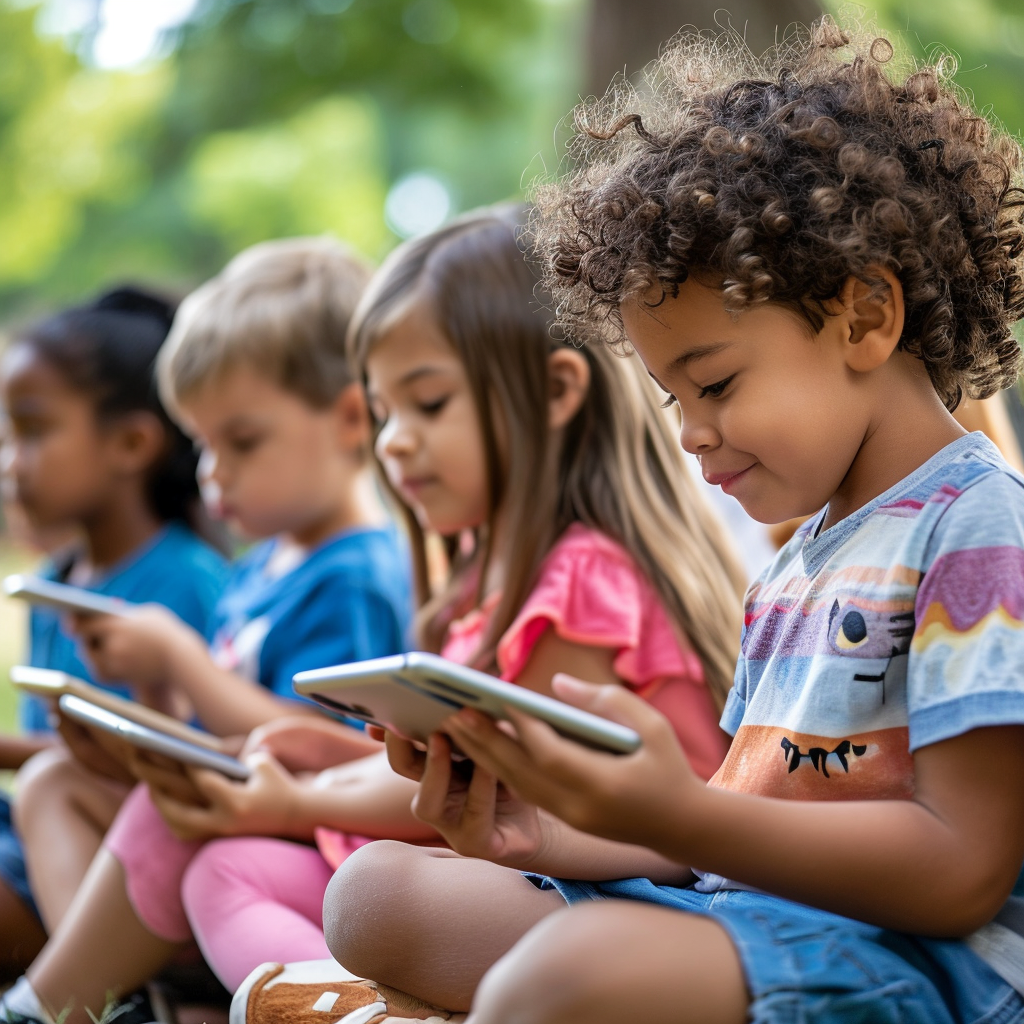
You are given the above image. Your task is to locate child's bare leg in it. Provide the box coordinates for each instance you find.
[26,848,182,1024]
[469,900,749,1024]
[324,841,563,1011]
[15,747,127,931]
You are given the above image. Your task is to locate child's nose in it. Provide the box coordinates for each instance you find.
[376,418,416,460]
[197,448,224,487]
[679,413,720,456]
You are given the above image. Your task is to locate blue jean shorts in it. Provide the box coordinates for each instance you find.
[0,793,38,915]
[539,876,1024,1024]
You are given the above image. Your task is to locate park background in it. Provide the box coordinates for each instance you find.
[0,0,1021,735]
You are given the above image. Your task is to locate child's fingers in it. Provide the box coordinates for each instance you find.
[443,710,560,793]
[184,764,243,806]
[447,708,610,811]
[148,785,215,840]
[410,733,456,824]
[385,732,426,781]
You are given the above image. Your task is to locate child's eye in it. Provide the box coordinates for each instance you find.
[229,435,261,454]
[660,393,678,409]
[418,396,450,416]
[697,376,734,400]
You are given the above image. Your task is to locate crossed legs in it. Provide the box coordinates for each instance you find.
[325,841,748,1024]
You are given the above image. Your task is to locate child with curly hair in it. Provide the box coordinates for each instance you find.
[312,19,1024,1024]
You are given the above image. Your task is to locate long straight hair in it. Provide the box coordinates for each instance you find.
[349,207,746,709]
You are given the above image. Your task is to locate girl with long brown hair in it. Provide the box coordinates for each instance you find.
[229,204,747,1020]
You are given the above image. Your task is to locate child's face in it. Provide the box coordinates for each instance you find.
[0,344,120,528]
[620,277,873,524]
[365,301,490,536]
[177,365,356,543]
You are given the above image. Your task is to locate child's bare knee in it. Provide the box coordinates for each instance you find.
[323,840,433,973]
[12,747,77,826]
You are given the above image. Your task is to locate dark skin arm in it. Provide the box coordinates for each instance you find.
[0,733,54,772]
[436,676,1024,938]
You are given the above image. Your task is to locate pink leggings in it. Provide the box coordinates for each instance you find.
[105,785,355,991]
[182,837,334,989]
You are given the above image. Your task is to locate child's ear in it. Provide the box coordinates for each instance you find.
[109,411,167,476]
[548,349,591,430]
[838,266,905,373]
[331,381,371,452]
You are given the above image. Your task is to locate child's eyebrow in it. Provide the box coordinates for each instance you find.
[397,365,452,387]
[5,398,47,415]
[220,414,267,431]
[667,341,732,372]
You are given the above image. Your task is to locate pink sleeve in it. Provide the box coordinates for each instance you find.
[495,524,728,780]
[496,524,703,689]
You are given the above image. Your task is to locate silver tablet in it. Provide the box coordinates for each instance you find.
[293,652,641,755]
[4,574,130,618]
[57,694,251,781]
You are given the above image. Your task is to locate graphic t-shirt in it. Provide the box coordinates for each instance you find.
[207,525,411,699]
[21,522,229,733]
[693,433,1024,990]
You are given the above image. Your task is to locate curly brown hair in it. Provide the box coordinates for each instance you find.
[536,18,1024,409]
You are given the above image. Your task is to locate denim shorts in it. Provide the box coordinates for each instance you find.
[538,876,1024,1024]
[0,794,38,915]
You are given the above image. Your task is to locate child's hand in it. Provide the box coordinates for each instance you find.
[385,730,545,866]
[440,674,700,850]
[55,714,136,785]
[241,715,381,772]
[144,751,306,842]
[69,605,201,689]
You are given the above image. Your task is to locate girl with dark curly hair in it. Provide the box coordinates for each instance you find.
[0,287,229,978]
[317,19,1024,1024]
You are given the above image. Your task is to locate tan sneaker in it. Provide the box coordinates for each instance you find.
[230,961,455,1024]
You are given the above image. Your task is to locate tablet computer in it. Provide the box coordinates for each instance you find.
[292,652,641,755]
[10,666,224,752]
[4,574,130,618]
[57,694,251,781]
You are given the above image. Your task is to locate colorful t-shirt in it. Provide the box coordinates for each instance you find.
[21,522,229,733]
[693,432,1024,989]
[207,525,411,701]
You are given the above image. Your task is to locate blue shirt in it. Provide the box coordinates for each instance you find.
[21,522,229,732]
[206,525,412,703]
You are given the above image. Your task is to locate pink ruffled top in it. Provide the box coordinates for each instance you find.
[440,522,726,780]
[316,523,727,868]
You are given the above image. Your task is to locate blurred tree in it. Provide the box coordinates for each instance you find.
[0,0,1019,325]
[0,0,584,319]
[585,0,822,95]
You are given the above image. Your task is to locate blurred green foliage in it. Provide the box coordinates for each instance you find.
[826,0,1024,139]
[0,0,583,320]
[0,0,1020,324]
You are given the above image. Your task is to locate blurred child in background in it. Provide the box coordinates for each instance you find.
[0,236,410,1021]
[0,287,229,977]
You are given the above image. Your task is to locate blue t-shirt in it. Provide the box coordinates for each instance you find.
[21,522,229,733]
[206,525,412,703]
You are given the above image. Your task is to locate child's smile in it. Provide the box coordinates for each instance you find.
[619,277,879,526]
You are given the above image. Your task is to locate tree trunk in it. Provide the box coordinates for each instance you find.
[585,0,823,96]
